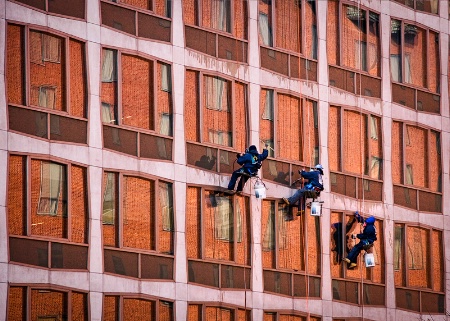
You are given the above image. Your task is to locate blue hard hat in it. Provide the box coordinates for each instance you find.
[365,216,376,224]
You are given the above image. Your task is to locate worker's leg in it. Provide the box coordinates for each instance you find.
[236,175,249,192]
[346,242,364,263]
[228,169,242,190]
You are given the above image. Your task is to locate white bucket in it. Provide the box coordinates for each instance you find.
[310,201,322,216]
[254,181,266,199]
[364,253,375,267]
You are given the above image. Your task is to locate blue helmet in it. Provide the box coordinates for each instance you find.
[365,216,376,224]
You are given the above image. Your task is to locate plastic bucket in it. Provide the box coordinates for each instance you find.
[254,181,266,199]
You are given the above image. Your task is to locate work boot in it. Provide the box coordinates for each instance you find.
[349,263,357,269]
[342,258,351,264]
[282,198,290,205]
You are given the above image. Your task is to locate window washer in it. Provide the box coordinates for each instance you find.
[227,145,268,193]
[282,164,324,208]
[343,214,377,269]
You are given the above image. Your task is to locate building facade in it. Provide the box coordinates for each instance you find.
[0,0,449,320]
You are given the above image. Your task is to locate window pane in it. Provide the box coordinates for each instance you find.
[305,0,317,59]
[159,301,174,321]
[203,76,232,147]
[157,63,173,136]
[404,24,426,88]
[103,295,119,321]
[123,298,155,321]
[278,203,303,271]
[260,89,275,157]
[343,110,364,175]
[327,1,339,65]
[431,230,444,292]
[159,182,174,254]
[185,70,199,142]
[261,200,276,268]
[29,31,65,111]
[7,286,26,321]
[342,5,367,71]
[7,24,25,106]
[390,20,402,82]
[407,226,429,288]
[186,187,202,259]
[69,39,86,118]
[391,122,403,185]
[404,125,427,188]
[31,160,67,238]
[303,100,319,167]
[234,81,247,152]
[103,172,117,247]
[31,289,67,320]
[275,0,300,52]
[204,191,233,261]
[258,0,273,46]
[122,54,154,130]
[8,155,27,236]
[235,196,250,265]
[122,176,155,250]
[70,165,88,243]
[277,94,301,161]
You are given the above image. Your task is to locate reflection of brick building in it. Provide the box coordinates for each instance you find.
[1,0,449,320]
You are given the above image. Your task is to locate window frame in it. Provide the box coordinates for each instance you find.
[260,87,319,164]
[330,211,385,306]
[7,23,88,118]
[185,68,249,152]
[7,285,89,321]
[8,153,88,241]
[329,105,383,181]
[393,222,445,313]
[103,294,174,320]
[101,170,174,255]
[393,121,442,191]
[389,18,439,91]
[258,0,318,59]
[261,198,322,297]
[100,47,173,136]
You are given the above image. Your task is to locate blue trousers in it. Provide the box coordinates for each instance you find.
[346,241,372,263]
[228,169,250,192]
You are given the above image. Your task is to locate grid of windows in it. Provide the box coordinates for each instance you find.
[8,155,89,269]
[4,0,450,319]
[102,171,174,279]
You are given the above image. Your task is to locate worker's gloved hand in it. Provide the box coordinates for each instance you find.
[236,153,241,158]
[351,234,357,239]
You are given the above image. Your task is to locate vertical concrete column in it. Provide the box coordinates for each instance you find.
[170,1,188,319]
[315,1,332,320]
[0,1,8,320]
[86,1,103,320]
